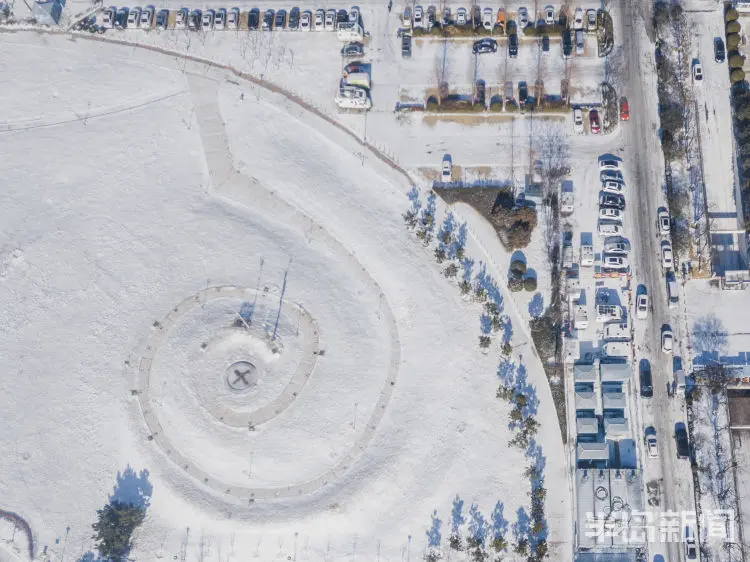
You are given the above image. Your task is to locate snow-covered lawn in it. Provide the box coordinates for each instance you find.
[0,32,570,561]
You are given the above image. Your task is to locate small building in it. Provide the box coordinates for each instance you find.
[602,391,626,410]
[34,0,62,24]
[577,417,599,436]
[575,390,598,412]
[600,362,631,383]
[577,442,609,463]
[604,417,629,439]
[574,363,597,384]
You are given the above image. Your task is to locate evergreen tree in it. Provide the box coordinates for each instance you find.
[92,501,146,561]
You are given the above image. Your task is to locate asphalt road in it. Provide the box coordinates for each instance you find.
[620,1,693,561]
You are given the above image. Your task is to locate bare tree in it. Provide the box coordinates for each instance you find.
[433,39,450,103]
[603,44,628,93]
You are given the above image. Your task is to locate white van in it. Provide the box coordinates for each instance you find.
[667,279,679,309]
[337,21,364,41]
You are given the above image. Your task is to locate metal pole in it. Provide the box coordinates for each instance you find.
[272,259,292,341]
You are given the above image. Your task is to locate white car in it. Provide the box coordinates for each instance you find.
[662,242,674,269]
[202,9,214,29]
[414,5,424,28]
[662,328,674,354]
[604,256,629,269]
[646,433,658,458]
[603,238,628,254]
[127,7,141,27]
[456,6,467,25]
[586,8,597,31]
[573,108,584,134]
[102,6,115,27]
[325,8,336,29]
[140,6,153,28]
[573,7,583,29]
[598,222,623,236]
[658,208,671,234]
[599,159,622,171]
[693,61,703,82]
[544,5,554,25]
[482,7,493,30]
[214,8,226,29]
[175,7,188,28]
[442,155,452,181]
[685,526,697,560]
[602,180,624,194]
[300,10,311,30]
[518,6,528,28]
[636,293,649,319]
[600,207,623,221]
[349,5,359,23]
[227,7,239,28]
[314,9,325,30]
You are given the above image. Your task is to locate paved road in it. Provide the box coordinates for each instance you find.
[621,1,694,560]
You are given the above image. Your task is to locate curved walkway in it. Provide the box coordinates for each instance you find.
[136,286,320,429]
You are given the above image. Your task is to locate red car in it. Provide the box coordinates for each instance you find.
[620,97,630,121]
[589,109,600,134]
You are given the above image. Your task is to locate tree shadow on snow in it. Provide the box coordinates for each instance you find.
[109,465,153,510]
[528,293,544,318]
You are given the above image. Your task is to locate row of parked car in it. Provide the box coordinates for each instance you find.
[402,4,599,33]
[100,4,362,31]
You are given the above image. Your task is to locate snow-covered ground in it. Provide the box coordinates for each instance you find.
[0,31,571,561]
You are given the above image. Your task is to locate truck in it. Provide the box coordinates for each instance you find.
[580,245,594,267]
[603,341,630,358]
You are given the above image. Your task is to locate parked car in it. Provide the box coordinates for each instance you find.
[115,6,129,28]
[599,158,622,171]
[518,6,528,28]
[599,207,623,221]
[442,6,450,25]
[262,9,274,30]
[349,5,359,23]
[573,108,584,134]
[456,7,467,25]
[600,170,623,183]
[562,30,572,58]
[598,222,623,236]
[684,526,697,560]
[401,33,412,58]
[675,422,690,459]
[604,237,628,254]
[602,180,624,194]
[586,8,597,31]
[248,8,260,29]
[662,326,674,353]
[589,109,600,134]
[175,7,187,28]
[274,9,287,29]
[636,293,649,320]
[442,154,452,181]
[715,37,726,62]
[658,207,671,234]
[337,9,348,25]
[403,5,412,27]
[314,8,324,30]
[325,8,336,29]
[426,5,436,29]
[518,81,528,104]
[289,7,300,29]
[509,33,518,57]
[542,35,550,55]
[495,7,505,31]
[544,5,554,25]
[619,97,629,121]
[573,7,583,29]
[600,193,625,210]
[341,42,364,56]
[662,241,674,269]
[127,7,140,27]
[227,7,240,29]
[575,29,584,55]
[692,60,703,82]
[482,7,493,30]
[156,8,169,28]
[299,10,311,30]
[188,8,201,30]
[414,4,423,27]
[640,359,653,396]
[645,428,658,459]
[102,6,115,28]
[473,37,497,54]
[140,6,153,28]
[214,8,226,29]
[604,256,629,269]
[201,8,214,30]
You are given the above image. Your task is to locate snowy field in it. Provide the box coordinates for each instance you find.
[0,32,571,561]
